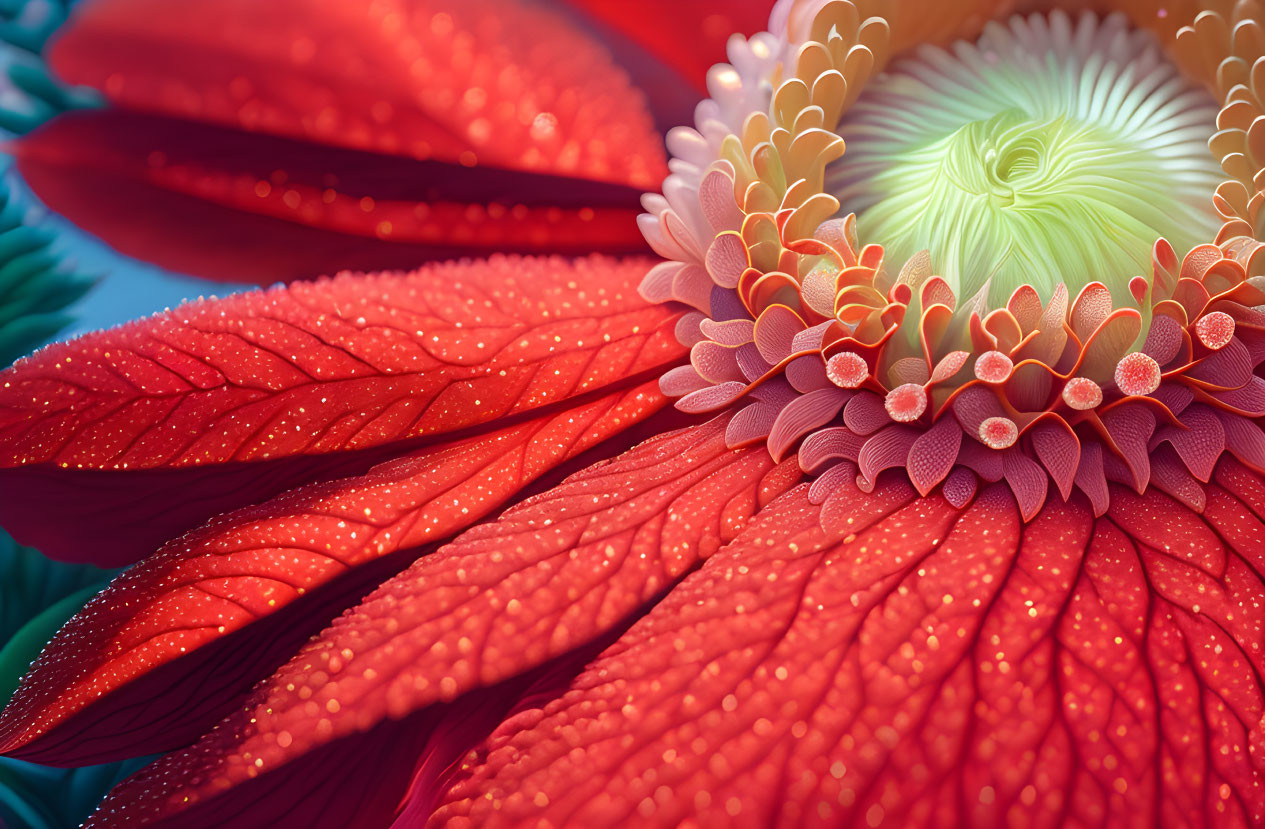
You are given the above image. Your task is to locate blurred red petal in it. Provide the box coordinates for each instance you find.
[49,0,666,188]
[434,466,1265,826]
[17,112,650,282]
[0,382,665,765]
[84,414,802,828]
[0,255,685,564]
[561,0,773,92]
[30,0,672,280]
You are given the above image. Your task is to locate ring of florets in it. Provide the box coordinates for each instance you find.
[639,2,1265,520]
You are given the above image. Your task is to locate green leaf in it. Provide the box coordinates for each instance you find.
[0,531,111,643]
[0,534,130,829]
[0,584,100,702]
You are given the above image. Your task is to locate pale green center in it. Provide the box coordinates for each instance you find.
[830,12,1223,305]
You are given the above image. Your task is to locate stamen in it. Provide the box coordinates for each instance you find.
[974,351,1013,383]
[978,416,1019,450]
[832,12,1222,304]
[826,352,870,388]
[644,3,1262,524]
[1061,377,1103,410]
[1194,311,1235,350]
[1114,352,1162,396]
[884,384,928,422]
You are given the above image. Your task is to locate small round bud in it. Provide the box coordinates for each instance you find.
[1114,352,1161,396]
[1194,311,1235,350]
[973,350,1014,383]
[1061,377,1103,411]
[978,416,1018,450]
[884,383,928,422]
[826,352,869,388]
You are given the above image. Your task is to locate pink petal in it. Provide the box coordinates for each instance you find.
[1029,418,1081,502]
[753,305,806,366]
[843,392,889,436]
[767,388,850,462]
[906,415,963,496]
[1152,404,1226,482]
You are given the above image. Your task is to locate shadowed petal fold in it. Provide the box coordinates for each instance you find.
[0,254,685,564]
[82,414,802,828]
[433,465,1265,827]
[16,112,653,283]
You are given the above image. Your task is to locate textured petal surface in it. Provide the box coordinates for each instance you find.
[0,255,685,563]
[435,465,1265,827]
[25,0,668,280]
[85,415,802,828]
[0,381,664,765]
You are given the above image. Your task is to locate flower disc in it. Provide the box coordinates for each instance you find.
[831,12,1223,304]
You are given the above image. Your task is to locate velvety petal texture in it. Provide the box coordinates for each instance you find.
[0,254,685,563]
[433,464,1264,827]
[82,416,802,827]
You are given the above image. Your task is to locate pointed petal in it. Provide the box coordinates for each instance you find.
[906,415,962,496]
[767,388,848,461]
[1099,405,1155,493]
[1029,417,1080,502]
[1151,404,1226,482]
[856,425,919,488]
[85,415,801,827]
[1002,448,1049,521]
[1075,441,1110,517]
[436,475,1265,826]
[0,255,685,564]
[0,382,667,766]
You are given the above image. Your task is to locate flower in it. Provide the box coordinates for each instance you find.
[1,0,1264,827]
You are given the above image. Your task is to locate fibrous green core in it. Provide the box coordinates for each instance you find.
[831,12,1223,306]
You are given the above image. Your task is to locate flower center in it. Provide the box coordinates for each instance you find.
[830,12,1223,305]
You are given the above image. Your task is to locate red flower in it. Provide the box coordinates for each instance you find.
[2,1,1264,827]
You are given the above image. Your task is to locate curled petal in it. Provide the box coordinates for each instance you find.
[906,415,963,496]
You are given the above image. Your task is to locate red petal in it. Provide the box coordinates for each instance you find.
[0,255,685,564]
[85,415,801,827]
[49,0,665,189]
[28,0,669,280]
[561,0,773,92]
[435,470,1265,826]
[17,112,650,282]
[0,382,666,765]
